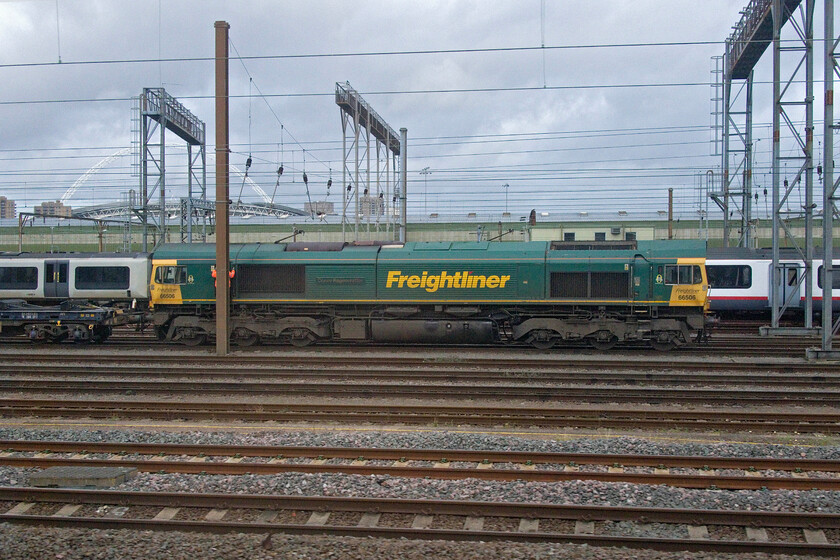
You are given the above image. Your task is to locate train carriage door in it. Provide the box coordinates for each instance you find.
[44,260,69,299]
[772,263,802,311]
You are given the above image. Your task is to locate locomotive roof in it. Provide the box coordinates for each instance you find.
[548,239,705,257]
[153,239,705,260]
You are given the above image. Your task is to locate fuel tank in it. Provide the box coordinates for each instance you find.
[370,319,496,344]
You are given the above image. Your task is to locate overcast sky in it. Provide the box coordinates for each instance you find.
[0,0,834,224]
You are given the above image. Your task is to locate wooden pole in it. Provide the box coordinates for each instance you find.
[215,21,230,356]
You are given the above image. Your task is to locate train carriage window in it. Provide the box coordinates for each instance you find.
[0,266,37,289]
[75,266,130,290]
[817,266,840,289]
[664,265,703,285]
[706,265,751,288]
[46,263,67,284]
[155,265,188,285]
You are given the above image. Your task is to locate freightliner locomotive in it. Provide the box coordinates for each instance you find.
[0,239,710,349]
[148,239,710,350]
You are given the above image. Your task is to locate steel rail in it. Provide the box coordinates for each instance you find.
[1,487,837,555]
[1,454,837,491]
[5,378,840,406]
[0,350,832,373]
[1,364,839,387]
[2,439,837,471]
[0,398,838,432]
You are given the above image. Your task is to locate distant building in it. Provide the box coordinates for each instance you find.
[34,200,72,218]
[305,201,336,216]
[0,196,15,219]
[358,194,384,217]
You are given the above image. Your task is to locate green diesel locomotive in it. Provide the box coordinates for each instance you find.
[150,239,709,350]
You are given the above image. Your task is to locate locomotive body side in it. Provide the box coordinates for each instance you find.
[512,240,708,349]
[149,240,709,349]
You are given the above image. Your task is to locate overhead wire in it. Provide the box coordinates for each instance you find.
[228,37,331,173]
[0,40,731,70]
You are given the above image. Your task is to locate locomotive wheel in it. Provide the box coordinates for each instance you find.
[589,333,618,351]
[529,330,556,350]
[182,333,208,347]
[234,332,260,347]
[289,332,316,347]
[650,334,676,352]
[51,332,69,343]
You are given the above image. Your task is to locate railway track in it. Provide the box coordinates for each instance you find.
[1,348,836,433]
[2,440,838,491]
[1,487,837,555]
[0,347,836,373]
[1,398,839,432]
[2,366,839,388]
[4,377,840,406]
[3,326,837,358]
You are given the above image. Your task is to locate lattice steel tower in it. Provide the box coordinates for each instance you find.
[134,88,207,249]
[336,82,402,241]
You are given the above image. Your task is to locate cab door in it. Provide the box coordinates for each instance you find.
[44,260,69,299]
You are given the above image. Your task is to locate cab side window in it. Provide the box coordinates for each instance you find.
[664,265,702,285]
[155,265,187,285]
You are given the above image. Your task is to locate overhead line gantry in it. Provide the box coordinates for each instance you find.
[718,0,840,357]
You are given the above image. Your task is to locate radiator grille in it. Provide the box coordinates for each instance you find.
[591,272,630,298]
[550,272,588,298]
[550,271,630,299]
[238,264,305,294]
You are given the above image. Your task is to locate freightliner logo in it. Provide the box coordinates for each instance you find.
[386,270,511,293]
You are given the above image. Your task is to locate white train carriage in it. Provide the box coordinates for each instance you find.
[707,248,840,314]
[0,253,152,304]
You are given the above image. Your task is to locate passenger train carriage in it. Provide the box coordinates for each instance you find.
[706,247,840,314]
[0,252,150,304]
[149,239,710,350]
[0,252,150,342]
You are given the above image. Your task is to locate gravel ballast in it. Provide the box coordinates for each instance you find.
[2,525,830,560]
[0,427,837,460]
[0,427,837,559]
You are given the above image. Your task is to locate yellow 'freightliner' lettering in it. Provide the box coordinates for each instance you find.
[385,270,510,293]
